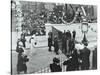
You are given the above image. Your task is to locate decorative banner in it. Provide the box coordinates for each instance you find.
[62,5,87,25]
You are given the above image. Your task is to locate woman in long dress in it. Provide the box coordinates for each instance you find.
[29,35,37,56]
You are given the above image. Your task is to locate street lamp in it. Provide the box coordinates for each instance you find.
[81,22,89,45]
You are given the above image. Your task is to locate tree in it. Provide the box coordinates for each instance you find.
[49,5,63,24]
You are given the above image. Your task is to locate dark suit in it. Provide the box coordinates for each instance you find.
[92,47,97,69]
[48,37,52,51]
[68,40,75,54]
[54,38,59,54]
[50,63,62,72]
[17,53,27,73]
[62,33,67,53]
[80,47,90,70]
[63,50,80,71]
[72,31,76,39]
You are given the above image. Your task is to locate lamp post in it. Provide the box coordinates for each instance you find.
[81,22,88,45]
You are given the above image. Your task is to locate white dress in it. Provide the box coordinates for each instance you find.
[30,38,37,56]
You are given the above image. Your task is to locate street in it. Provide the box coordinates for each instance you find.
[11,23,97,74]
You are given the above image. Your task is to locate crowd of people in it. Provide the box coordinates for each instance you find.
[48,30,93,72]
[50,42,91,72]
[14,28,96,74]
[48,30,76,55]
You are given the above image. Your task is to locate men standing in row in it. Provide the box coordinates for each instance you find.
[62,30,75,55]
[65,30,76,40]
[66,30,71,40]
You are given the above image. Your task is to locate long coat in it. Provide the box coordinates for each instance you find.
[48,37,52,47]
[79,47,90,70]
[17,54,27,72]
[68,40,75,53]
[54,39,59,52]
[17,52,29,72]
[50,63,62,72]
[92,47,97,69]
[62,34,67,50]
[63,58,76,71]
[72,31,76,39]
[63,51,80,71]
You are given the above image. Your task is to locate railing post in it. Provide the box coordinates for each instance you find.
[90,50,93,69]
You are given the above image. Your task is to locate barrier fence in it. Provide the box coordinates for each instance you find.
[34,60,66,73]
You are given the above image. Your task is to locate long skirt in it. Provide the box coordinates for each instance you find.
[30,39,36,56]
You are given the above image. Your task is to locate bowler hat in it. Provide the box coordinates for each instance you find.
[53,57,60,63]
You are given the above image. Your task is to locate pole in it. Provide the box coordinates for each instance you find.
[15,0,22,39]
[90,50,93,69]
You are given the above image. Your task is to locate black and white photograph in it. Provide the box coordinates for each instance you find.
[11,0,97,74]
